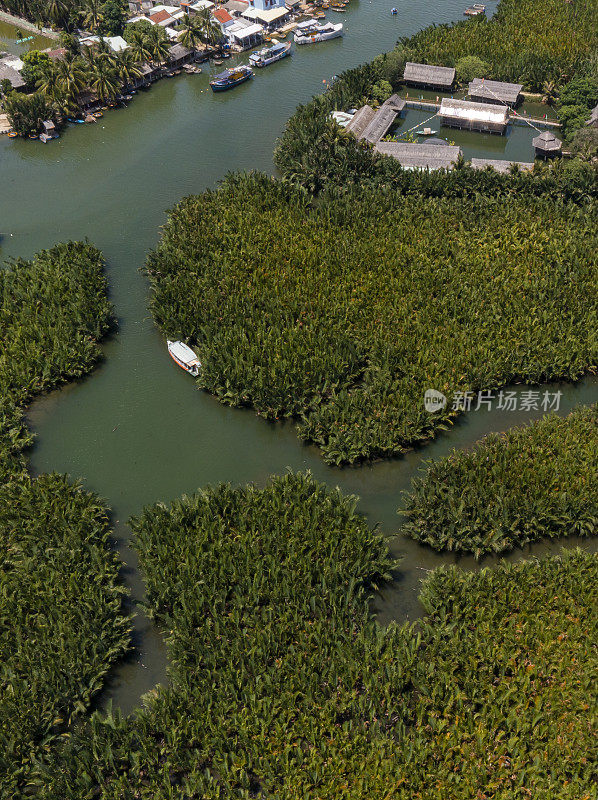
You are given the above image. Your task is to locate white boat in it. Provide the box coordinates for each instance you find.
[294,21,343,44]
[249,41,292,68]
[167,340,201,376]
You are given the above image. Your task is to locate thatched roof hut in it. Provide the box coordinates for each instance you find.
[360,95,406,144]
[532,130,562,156]
[403,62,455,89]
[168,44,194,66]
[470,158,534,174]
[0,61,25,90]
[345,105,376,139]
[586,103,598,127]
[375,142,462,170]
[468,78,522,107]
[439,98,509,134]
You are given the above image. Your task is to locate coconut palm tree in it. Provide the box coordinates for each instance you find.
[114,49,143,90]
[54,53,87,106]
[81,0,102,31]
[177,14,203,51]
[35,61,63,106]
[541,80,557,105]
[87,57,121,102]
[196,8,222,48]
[145,25,171,67]
[47,0,71,27]
[126,30,153,64]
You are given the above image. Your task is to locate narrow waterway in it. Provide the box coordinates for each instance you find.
[1,0,595,716]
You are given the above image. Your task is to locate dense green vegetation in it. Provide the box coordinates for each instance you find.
[33,473,597,798]
[402,405,598,558]
[0,0,127,35]
[147,173,597,465]
[0,242,130,794]
[402,0,597,89]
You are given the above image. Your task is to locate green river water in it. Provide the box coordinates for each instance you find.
[1,0,596,715]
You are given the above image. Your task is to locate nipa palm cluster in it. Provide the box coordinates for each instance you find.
[401,404,598,558]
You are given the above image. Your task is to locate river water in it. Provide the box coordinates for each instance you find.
[1,0,596,714]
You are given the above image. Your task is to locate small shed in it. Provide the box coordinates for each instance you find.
[374,142,462,170]
[0,60,26,90]
[439,98,509,134]
[168,43,194,67]
[42,119,57,136]
[468,78,522,107]
[470,158,534,174]
[532,130,562,158]
[403,62,455,90]
[345,105,376,139]
[360,95,406,144]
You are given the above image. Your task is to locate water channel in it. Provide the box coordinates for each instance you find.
[1,0,596,715]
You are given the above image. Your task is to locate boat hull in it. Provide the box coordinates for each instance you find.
[210,73,253,91]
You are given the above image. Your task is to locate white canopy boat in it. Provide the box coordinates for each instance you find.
[249,41,292,68]
[167,340,201,376]
[294,21,343,44]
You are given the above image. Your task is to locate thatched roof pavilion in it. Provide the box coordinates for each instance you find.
[532,130,562,157]
[360,95,406,144]
[345,105,376,139]
[439,98,509,134]
[468,78,522,107]
[403,62,455,90]
[375,142,462,170]
[470,158,534,174]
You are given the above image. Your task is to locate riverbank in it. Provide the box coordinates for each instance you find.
[0,9,57,39]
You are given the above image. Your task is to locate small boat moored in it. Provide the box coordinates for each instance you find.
[249,41,292,68]
[294,21,343,44]
[210,65,253,91]
[167,340,201,376]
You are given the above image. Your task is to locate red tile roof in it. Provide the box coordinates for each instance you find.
[150,9,173,23]
[214,8,233,22]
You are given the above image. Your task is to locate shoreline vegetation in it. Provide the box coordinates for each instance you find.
[401,405,598,558]
[0,242,130,795]
[147,173,597,465]
[31,474,598,798]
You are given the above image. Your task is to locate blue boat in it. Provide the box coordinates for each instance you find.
[209,65,253,92]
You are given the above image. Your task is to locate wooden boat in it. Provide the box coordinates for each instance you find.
[93,111,103,118]
[7,131,18,138]
[416,127,437,135]
[209,65,253,91]
[167,340,201,376]
[213,58,223,65]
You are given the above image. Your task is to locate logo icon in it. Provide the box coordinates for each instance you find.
[424,389,447,413]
